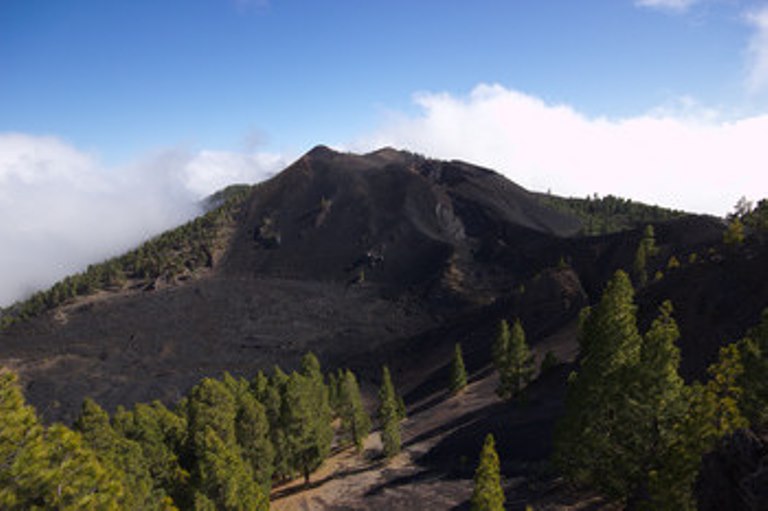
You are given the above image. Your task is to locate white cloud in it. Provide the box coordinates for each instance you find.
[355,84,768,217]
[184,150,285,197]
[0,134,286,306]
[746,6,768,94]
[635,0,700,12]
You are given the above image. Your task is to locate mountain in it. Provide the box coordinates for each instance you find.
[0,146,589,422]
[3,145,768,509]
[0,146,742,424]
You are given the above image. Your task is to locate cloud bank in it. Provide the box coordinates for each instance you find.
[356,84,768,216]
[0,133,286,306]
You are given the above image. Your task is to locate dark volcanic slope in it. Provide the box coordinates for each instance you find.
[224,146,581,301]
[0,146,584,421]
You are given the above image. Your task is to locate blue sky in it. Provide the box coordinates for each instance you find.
[2,0,768,304]
[2,0,766,160]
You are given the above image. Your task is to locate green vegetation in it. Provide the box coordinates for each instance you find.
[493,319,535,400]
[738,309,768,427]
[1,185,253,329]
[632,224,657,288]
[723,217,745,246]
[449,343,468,395]
[0,351,383,510]
[540,193,685,236]
[0,372,125,510]
[470,434,505,511]
[378,366,403,459]
[554,271,750,509]
[338,370,371,452]
[724,196,768,245]
[743,199,768,232]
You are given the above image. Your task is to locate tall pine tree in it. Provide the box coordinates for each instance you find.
[339,369,371,452]
[74,398,159,510]
[496,319,534,399]
[378,366,402,459]
[470,434,505,511]
[554,270,645,498]
[0,372,125,510]
[555,272,750,509]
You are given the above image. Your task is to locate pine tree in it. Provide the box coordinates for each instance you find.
[282,369,331,484]
[235,392,275,487]
[650,345,748,510]
[219,372,275,487]
[74,398,159,510]
[0,372,125,510]
[196,427,267,511]
[264,366,291,481]
[378,366,402,459]
[113,401,188,505]
[554,270,644,498]
[339,369,371,452]
[723,217,745,245]
[299,352,334,465]
[555,273,750,508]
[738,309,768,426]
[186,378,238,458]
[492,320,511,370]
[626,301,688,508]
[450,343,468,394]
[470,434,505,511]
[497,319,535,399]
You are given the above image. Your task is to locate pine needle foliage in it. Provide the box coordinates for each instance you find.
[378,366,402,459]
[470,434,505,511]
[554,271,749,509]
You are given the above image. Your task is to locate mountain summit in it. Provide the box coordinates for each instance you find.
[223,145,581,295]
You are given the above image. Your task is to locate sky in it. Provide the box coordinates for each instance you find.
[2,0,768,305]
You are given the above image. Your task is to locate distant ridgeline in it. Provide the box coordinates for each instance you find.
[539,193,687,235]
[0,184,253,329]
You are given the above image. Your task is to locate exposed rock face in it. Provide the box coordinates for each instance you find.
[698,429,768,511]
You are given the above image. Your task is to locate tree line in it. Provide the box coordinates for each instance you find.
[540,193,685,236]
[0,353,407,510]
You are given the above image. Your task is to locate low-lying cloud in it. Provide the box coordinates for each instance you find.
[0,133,286,306]
[356,84,768,217]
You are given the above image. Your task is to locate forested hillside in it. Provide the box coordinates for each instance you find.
[0,185,252,328]
[540,193,687,235]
